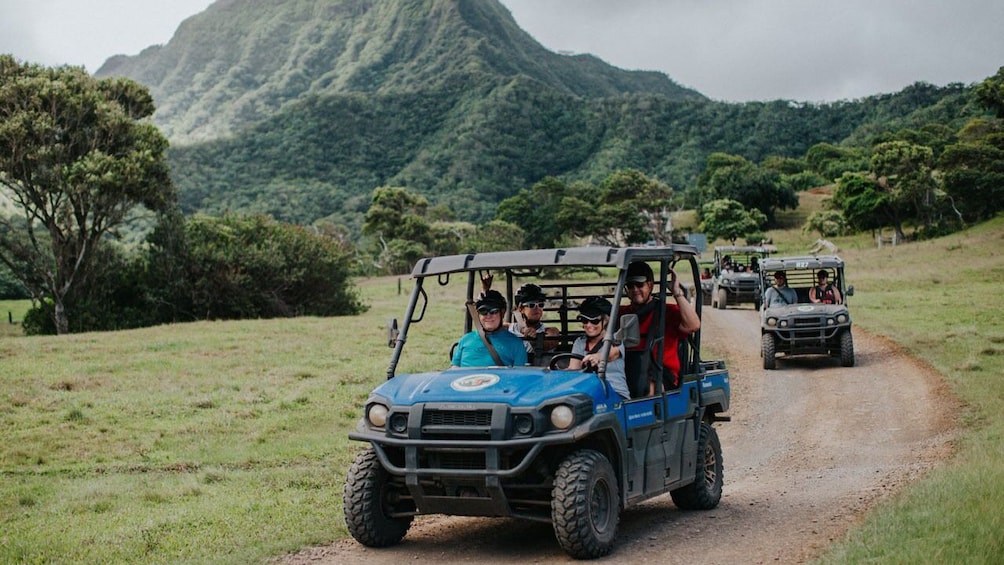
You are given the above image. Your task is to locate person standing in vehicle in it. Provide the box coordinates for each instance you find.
[619,262,701,395]
[810,269,842,304]
[568,297,630,401]
[451,290,528,368]
[763,270,798,307]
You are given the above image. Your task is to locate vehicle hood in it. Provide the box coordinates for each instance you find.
[371,367,610,407]
[762,303,850,317]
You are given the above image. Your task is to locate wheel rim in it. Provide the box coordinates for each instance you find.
[702,443,718,486]
[589,478,613,534]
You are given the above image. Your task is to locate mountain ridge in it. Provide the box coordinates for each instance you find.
[97,0,703,144]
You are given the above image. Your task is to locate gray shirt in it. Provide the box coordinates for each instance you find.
[764,285,798,308]
[571,338,629,400]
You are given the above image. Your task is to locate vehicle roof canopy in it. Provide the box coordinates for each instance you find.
[760,255,845,271]
[410,245,699,277]
[713,245,778,255]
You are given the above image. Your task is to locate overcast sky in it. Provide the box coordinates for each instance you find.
[1,0,1001,103]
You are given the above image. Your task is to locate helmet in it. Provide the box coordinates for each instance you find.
[579,296,612,318]
[515,283,546,306]
[476,290,507,311]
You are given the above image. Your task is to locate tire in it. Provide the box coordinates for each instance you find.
[670,422,724,510]
[343,448,414,547]
[753,298,762,311]
[552,449,620,559]
[702,290,712,306]
[762,333,776,370]
[716,289,728,310]
[840,330,855,367]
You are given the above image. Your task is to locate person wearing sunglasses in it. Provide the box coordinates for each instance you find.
[451,290,528,368]
[508,283,560,354]
[619,261,700,396]
[567,297,630,401]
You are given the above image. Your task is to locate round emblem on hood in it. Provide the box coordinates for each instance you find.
[451,373,500,391]
[797,305,815,312]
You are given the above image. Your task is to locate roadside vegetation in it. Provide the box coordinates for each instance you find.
[2,214,1003,563]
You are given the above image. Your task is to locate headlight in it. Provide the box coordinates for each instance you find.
[513,414,534,435]
[550,405,575,430]
[827,318,835,326]
[766,317,777,327]
[367,403,388,428]
[779,320,788,328]
[389,412,408,433]
[837,314,848,324]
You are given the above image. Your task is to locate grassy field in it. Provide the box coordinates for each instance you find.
[2,214,1003,563]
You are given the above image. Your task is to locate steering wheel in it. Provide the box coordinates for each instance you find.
[548,352,587,371]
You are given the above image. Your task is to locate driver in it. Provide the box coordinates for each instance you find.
[567,297,629,401]
[451,290,528,368]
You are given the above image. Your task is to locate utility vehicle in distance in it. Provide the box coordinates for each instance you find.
[758,255,855,369]
[343,246,731,559]
[711,245,777,310]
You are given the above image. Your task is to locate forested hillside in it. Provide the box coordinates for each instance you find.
[96,0,986,231]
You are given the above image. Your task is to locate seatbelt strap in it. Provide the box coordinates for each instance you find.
[467,301,505,366]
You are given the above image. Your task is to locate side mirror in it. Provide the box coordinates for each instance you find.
[614,314,641,348]
[387,318,399,348]
[846,285,854,297]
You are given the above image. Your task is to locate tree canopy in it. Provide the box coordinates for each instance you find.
[0,56,174,333]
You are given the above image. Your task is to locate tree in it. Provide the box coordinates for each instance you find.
[696,153,797,225]
[0,56,174,334]
[362,186,430,244]
[974,65,1004,119]
[557,170,673,246]
[698,199,767,244]
[939,119,1004,222]
[466,220,525,253]
[495,176,570,249]
[870,140,936,234]
[144,213,364,321]
[362,186,432,273]
[830,172,891,235]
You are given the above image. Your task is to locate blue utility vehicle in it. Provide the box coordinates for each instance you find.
[344,246,731,559]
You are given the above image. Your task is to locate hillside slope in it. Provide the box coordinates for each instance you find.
[97,0,702,143]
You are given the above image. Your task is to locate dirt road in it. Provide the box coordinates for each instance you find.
[281,307,956,564]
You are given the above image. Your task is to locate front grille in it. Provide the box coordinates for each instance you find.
[423,409,492,427]
[792,316,823,328]
[421,408,494,440]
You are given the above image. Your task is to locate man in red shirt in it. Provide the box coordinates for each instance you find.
[619,261,701,396]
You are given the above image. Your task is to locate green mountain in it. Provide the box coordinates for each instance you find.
[96,0,980,230]
[97,0,701,144]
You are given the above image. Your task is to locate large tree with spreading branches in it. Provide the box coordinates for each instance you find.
[0,56,174,333]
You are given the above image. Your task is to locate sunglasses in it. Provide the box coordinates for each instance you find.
[624,280,648,289]
[477,307,501,316]
[520,301,546,309]
[577,315,603,325]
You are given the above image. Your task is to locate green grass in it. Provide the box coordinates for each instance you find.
[0,299,31,338]
[2,216,1004,563]
[812,216,1004,564]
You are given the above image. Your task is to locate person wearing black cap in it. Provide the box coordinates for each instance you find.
[764,270,797,308]
[619,261,700,395]
[568,297,630,400]
[509,283,559,354]
[451,290,528,367]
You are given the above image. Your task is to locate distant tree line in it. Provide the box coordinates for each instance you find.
[3,56,1003,333]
